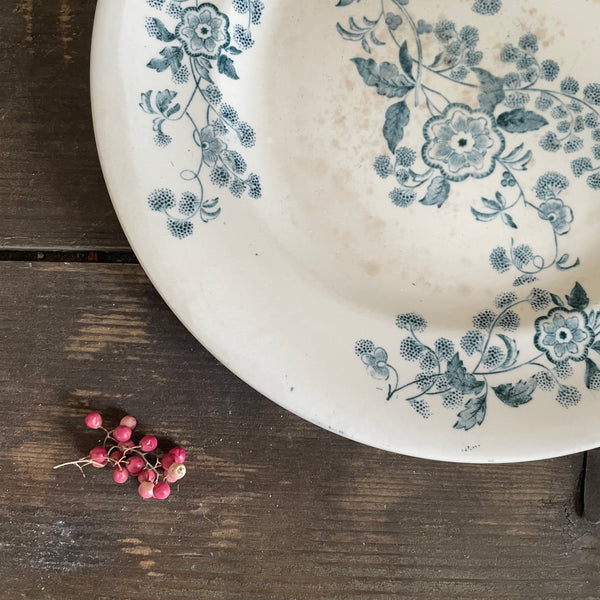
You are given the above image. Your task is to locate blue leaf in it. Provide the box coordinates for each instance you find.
[383,101,410,153]
[193,56,213,83]
[350,58,414,98]
[497,109,549,133]
[501,213,518,229]
[155,89,178,116]
[148,18,176,42]
[493,378,536,407]
[566,282,589,310]
[585,358,600,389]
[139,91,155,114]
[497,334,519,368]
[471,207,498,222]
[481,193,504,211]
[454,394,487,430]
[218,54,239,80]
[398,41,414,80]
[337,23,364,41]
[420,176,450,207]
[148,46,183,74]
[164,102,180,118]
[147,57,170,73]
[471,67,505,112]
[446,353,485,394]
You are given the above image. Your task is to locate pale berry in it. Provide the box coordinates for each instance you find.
[138,481,155,499]
[113,468,129,484]
[166,463,186,483]
[120,415,137,430]
[113,425,132,442]
[84,412,103,429]
[126,455,145,475]
[138,469,156,483]
[169,446,186,463]
[153,481,171,500]
[119,440,135,454]
[89,446,108,468]
[140,435,158,452]
[161,453,175,471]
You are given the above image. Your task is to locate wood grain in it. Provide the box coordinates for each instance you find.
[0,0,127,250]
[0,262,599,600]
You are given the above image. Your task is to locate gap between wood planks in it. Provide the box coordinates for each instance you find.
[0,249,137,263]
[1,246,598,522]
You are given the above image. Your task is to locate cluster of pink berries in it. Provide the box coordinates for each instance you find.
[54,412,187,500]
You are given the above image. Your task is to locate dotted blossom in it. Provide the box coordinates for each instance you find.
[396,313,428,333]
[528,287,551,311]
[489,247,511,274]
[434,338,455,361]
[472,0,502,16]
[232,0,264,25]
[556,385,582,408]
[460,330,485,356]
[355,339,375,357]
[534,370,556,391]
[432,20,483,79]
[374,146,417,200]
[536,74,600,188]
[494,292,517,309]
[473,310,497,330]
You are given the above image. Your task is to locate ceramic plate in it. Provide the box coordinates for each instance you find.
[92,0,600,463]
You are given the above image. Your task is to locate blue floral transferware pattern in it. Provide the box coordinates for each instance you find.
[355,283,600,430]
[140,0,264,238]
[337,0,600,282]
[337,0,600,430]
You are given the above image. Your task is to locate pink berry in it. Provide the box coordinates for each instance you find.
[153,481,171,500]
[161,454,175,471]
[110,449,124,464]
[126,455,145,475]
[169,446,186,463]
[119,440,135,454]
[113,425,132,442]
[166,463,186,483]
[139,435,158,452]
[84,412,102,429]
[137,469,156,483]
[120,415,137,429]
[113,468,129,484]
[89,446,108,468]
[138,481,154,499]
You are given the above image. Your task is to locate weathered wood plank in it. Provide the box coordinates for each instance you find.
[0,1,127,250]
[0,262,598,599]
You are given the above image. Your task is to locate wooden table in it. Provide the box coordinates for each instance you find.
[1,3,599,599]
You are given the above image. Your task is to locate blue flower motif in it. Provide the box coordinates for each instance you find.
[472,0,502,16]
[176,4,230,59]
[198,125,225,165]
[361,347,390,380]
[534,308,594,363]
[422,104,505,182]
[537,198,573,235]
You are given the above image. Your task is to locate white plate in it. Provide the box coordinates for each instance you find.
[92,0,600,462]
